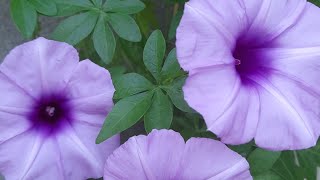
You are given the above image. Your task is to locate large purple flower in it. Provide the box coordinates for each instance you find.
[176,0,320,150]
[0,38,120,179]
[104,129,252,180]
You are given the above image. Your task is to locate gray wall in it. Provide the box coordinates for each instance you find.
[0,1,60,61]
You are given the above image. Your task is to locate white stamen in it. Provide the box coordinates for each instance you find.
[46,106,55,117]
[235,59,241,65]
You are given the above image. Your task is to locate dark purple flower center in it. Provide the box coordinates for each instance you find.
[232,32,273,85]
[28,94,72,135]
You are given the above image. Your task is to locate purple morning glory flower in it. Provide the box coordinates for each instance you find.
[104,129,252,180]
[0,38,120,179]
[176,0,320,150]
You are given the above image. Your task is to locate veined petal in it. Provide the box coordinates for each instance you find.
[176,138,252,180]
[183,66,239,127]
[66,60,115,125]
[207,84,260,145]
[249,75,316,150]
[104,130,185,180]
[104,130,252,180]
[176,2,236,72]
[0,37,79,98]
[243,0,307,45]
[55,122,118,179]
[0,73,33,144]
[0,131,44,180]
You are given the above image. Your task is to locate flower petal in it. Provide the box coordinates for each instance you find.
[66,60,115,125]
[0,37,79,98]
[0,131,44,180]
[104,130,185,180]
[55,122,119,179]
[104,130,253,179]
[183,66,258,144]
[273,2,320,48]
[177,138,252,180]
[176,0,241,72]
[248,75,316,150]
[11,137,64,180]
[243,0,306,45]
[0,73,33,144]
[207,84,260,145]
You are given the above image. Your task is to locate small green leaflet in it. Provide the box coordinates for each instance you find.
[96,92,153,143]
[29,0,57,16]
[113,73,154,99]
[247,148,281,176]
[165,77,195,113]
[144,89,173,133]
[53,0,94,8]
[52,11,99,45]
[143,30,166,81]
[108,13,142,42]
[91,0,103,7]
[10,0,37,39]
[92,15,116,64]
[103,0,145,14]
[160,48,182,81]
[271,142,320,180]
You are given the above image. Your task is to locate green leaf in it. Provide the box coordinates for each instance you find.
[144,89,173,133]
[92,15,116,64]
[91,0,103,7]
[168,10,183,40]
[271,151,303,180]
[29,0,57,16]
[309,0,320,7]
[113,73,154,99]
[103,0,145,14]
[143,30,166,81]
[108,13,142,42]
[248,148,281,176]
[165,77,195,113]
[160,48,182,81]
[96,92,153,143]
[54,3,85,16]
[53,0,94,8]
[53,0,93,16]
[108,66,127,79]
[52,11,99,45]
[228,141,255,158]
[10,0,37,39]
[254,172,282,180]
[271,142,320,180]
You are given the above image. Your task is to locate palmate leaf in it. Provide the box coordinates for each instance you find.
[144,89,173,133]
[96,92,153,143]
